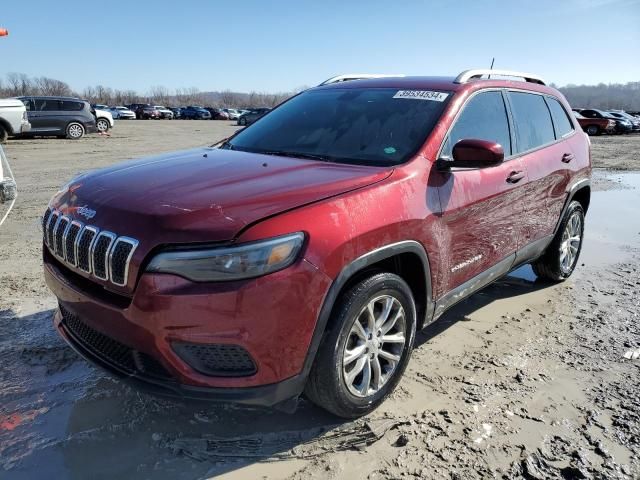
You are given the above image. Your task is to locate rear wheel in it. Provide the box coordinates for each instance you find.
[532,201,585,281]
[66,122,85,140]
[239,117,247,126]
[0,125,8,144]
[585,125,599,136]
[305,272,416,418]
[96,118,110,133]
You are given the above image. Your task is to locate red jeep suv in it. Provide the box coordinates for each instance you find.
[43,70,591,418]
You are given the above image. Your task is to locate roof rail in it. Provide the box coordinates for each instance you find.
[454,69,546,86]
[319,73,406,86]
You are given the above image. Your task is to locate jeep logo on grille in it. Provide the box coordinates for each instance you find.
[77,205,96,220]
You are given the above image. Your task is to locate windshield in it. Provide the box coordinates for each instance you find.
[227,87,451,166]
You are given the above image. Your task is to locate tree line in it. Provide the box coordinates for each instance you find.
[2,72,639,111]
[0,72,300,109]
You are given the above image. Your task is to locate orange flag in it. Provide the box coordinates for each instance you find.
[0,28,8,37]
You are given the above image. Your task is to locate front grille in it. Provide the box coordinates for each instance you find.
[173,342,257,377]
[60,305,170,379]
[42,207,139,287]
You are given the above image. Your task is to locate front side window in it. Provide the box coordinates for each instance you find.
[546,97,574,138]
[441,90,512,158]
[509,92,555,152]
[228,87,451,166]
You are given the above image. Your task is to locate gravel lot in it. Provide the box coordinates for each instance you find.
[1,124,639,479]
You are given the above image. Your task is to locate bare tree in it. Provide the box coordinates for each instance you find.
[149,85,170,105]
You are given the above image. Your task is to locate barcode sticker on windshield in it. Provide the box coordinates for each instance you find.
[393,90,449,102]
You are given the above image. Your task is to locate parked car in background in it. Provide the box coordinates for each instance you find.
[94,108,114,133]
[180,106,211,120]
[169,107,182,119]
[0,98,31,143]
[153,106,174,119]
[221,108,241,120]
[138,105,161,120]
[573,111,615,136]
[205,108,230,120]
[608,111,640,132]
[109,106,136,120]
[92,104,109,111]
[0,144,18,224]
[18,96,97,139]
[42,69,592,418]
[578,109,632,134]
[237,107,270,126]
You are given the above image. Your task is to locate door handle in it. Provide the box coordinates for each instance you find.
[562,153,574,163]
[506,170,525,183]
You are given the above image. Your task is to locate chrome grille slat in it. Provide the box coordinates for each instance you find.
[77,226,99,273]
[46,210,60,247]
[54,216,71,258]
[109,237,139,286]
[42,208,139,287]
[65,221,83,266]
[92,231,116,280]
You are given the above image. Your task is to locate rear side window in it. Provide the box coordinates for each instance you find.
[61,101,84,111]
[34,99,62,112]
[546,97,574,138]
[509,92,555,152]
[441,91,512,158]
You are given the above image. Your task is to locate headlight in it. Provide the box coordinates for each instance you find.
[146,233,305,282]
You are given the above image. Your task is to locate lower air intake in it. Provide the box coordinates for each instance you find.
[172,342,257,377]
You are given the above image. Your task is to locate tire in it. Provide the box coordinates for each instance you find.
[239,117,247,126]
[66,122,85,140]
[585,125,599,136]
[0,125,8,144]
[532,201,585,282]
[305,272,416,418]
[96,118,110,133]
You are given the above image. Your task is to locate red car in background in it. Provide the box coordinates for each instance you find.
[43,69,591,418]
[573,111,615,135]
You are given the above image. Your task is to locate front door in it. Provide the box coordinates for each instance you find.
[434,90,527,300]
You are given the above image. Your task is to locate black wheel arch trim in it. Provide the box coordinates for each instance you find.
[554,178,590,235]
[299,240,433,386]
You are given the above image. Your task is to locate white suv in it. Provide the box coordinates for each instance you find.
[0,98,31,143]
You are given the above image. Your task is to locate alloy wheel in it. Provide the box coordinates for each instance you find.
[560,211,582,272]
[68,124,83,139]
[342,295,406,398]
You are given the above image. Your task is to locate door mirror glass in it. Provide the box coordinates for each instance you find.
[449,138,504,168]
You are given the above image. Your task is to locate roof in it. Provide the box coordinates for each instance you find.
[314,75,558,96]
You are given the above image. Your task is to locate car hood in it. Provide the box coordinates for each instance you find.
[52,147,391,244]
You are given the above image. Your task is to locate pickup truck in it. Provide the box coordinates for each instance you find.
[0,98,31,143]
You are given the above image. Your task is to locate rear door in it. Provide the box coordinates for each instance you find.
[507,91,573,245]
[32,98,65,133]
[435,90,527,295]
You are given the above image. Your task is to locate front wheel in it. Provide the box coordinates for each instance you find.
[0,125,8,144]
[305,272,416,418]
[66,122,85,140]
[238,117,247,126]
[532,200,585,281]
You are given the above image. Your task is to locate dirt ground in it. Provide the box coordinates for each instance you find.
[0,123,639,479]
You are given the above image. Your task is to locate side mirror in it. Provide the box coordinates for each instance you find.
[437,139,504,170]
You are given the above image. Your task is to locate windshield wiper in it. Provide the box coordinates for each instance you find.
[258,150,334,162]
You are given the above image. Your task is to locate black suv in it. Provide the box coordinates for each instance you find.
[18,97,97,140]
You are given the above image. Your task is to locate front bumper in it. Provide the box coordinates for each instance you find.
[20,120,31,133]
[44,251,331,405]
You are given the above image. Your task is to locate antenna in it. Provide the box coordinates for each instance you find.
[488,58,495,79]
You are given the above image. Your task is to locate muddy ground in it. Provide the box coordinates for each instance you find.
[0,123,639,479]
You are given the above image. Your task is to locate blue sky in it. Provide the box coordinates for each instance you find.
[1,0,638,94]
